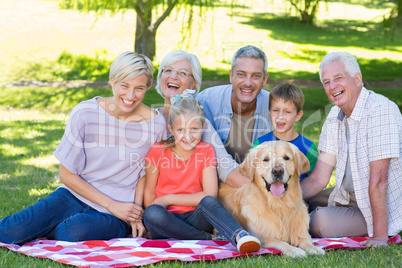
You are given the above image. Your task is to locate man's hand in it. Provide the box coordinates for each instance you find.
[225,168,250,188]
[359,237,388,247]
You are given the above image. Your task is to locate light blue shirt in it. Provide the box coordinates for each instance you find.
[197,84,273,146]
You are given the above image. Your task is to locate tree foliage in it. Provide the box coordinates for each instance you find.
[287,0,323,24]
[59,0,213,60]
[381,0,401,40]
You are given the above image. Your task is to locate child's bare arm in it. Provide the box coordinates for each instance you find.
[144,161,159,208]
[130,176,146,238]
[134,176,145,207]
[153,165,218,207]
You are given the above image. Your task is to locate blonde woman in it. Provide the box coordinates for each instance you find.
[0,52,166,244]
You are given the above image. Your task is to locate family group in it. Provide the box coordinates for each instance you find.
[0,45,401,252]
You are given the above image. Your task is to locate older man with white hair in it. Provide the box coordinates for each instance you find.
[301,52,402,247]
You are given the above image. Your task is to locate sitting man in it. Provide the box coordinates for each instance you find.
[197,45,273,187]
[301,51,402,247]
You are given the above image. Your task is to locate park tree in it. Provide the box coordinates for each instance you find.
[286,0,323,24]
[382,0,401,40]
[59,0,213,60]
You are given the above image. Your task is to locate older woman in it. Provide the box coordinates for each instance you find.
[0,51,166,244]
[155,50,247,185]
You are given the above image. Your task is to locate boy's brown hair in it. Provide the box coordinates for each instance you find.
[269,84,304,113]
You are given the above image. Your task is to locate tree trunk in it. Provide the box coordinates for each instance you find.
[301,11,314,24]
[134,15,157,60]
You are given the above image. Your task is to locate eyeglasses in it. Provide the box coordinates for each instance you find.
[162,67,193,79]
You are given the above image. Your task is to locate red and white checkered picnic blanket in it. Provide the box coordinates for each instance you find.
[1,235,401,267]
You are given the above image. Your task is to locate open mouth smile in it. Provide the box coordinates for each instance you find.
[263,177,289,197]
[333,91,344,98]
[276,122,286,129]
[167,83,180,89]
[240,88,253,93]
[122,99,134,105]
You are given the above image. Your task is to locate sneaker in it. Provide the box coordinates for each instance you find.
[236,231,261,253]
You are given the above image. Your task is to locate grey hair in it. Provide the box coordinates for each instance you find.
[109,51,153,87]
[163,97,206,150]
[231,45,268,74]
[319,52,363,86]
[155,50,202,98]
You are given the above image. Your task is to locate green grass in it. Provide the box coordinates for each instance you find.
[0,85,401,267]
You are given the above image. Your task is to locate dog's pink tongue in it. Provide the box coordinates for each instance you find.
[270,181,285,197]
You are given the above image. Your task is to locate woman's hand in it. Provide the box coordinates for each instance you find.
[108,200,143,222]
[130,221,146,238]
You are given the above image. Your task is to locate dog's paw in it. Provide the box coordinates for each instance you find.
[305,246,325,255]
[283,246,306,258]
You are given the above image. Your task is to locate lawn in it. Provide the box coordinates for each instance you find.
[0,0,401,266]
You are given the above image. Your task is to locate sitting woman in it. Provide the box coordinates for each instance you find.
[155,50,248,185]
[0,51,166,244]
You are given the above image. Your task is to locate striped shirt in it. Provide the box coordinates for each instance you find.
[319,87,402,236]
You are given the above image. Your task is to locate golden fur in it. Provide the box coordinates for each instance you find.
[219,141,325,257]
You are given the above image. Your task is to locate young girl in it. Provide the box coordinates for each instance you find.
[142,96,261,253]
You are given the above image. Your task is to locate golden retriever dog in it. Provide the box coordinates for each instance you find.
[219,141,325,257]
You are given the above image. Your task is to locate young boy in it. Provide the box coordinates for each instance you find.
[252,84,318,181]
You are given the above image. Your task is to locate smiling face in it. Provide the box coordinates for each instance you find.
[111,73,150,118]
[269,98,303,141]
[160,59,197,102]
[243,141,309,198]
[230,57,268,110]
[168,113,206,154]
[321,60,362,117]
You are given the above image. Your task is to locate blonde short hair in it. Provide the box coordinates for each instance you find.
[109,51,153,87]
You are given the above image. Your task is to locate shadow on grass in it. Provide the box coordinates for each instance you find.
[274,50,402,81]
[238,13,401,51]
[0,118,64,216]
[326,0,393,10]
[12,51,112,83]
[0,86,109,112]
[0,85,165,113]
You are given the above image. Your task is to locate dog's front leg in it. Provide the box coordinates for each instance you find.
[298,239,325,255]
[262,240,306,258]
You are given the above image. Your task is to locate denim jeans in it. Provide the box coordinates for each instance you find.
[0,188,130,244]
[143,196,244,247]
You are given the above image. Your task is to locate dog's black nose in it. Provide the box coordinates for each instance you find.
[272,166,284,176]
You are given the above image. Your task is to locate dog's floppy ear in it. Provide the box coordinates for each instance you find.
[238,147,258,180]
[297,150,310,175]
[290,144,310,176]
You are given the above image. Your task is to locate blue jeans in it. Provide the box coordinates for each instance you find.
[143,196,243,247]
[0,188,130,244]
